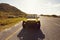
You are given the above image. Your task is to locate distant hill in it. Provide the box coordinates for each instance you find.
[0,3,26,18]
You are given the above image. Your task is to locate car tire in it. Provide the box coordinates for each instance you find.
[22,21,25,28]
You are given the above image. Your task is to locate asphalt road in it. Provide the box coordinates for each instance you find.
[0,16,60,40]
[40,16,60,40]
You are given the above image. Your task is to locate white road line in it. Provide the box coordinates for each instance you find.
[5,27,22,40]
[5,21,23,40]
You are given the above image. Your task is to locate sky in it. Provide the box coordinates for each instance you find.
[0,0,60,15]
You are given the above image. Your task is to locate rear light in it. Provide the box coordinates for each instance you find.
[36,21,40,24]
[24,22,26,24]
[37,23,39,24]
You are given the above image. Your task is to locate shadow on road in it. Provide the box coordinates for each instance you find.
[17,28,45,40]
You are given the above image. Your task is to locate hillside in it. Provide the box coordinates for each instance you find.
[0,3,26,18]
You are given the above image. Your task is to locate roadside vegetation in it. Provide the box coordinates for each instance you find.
[0,17,26,31]
[40,14,60,18]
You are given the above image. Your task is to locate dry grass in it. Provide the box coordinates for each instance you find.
[0,18,26,31]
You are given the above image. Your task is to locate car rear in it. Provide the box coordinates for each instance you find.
[23,20,40,30]
[22,14,40,30]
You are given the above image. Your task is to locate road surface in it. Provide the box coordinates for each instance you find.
[0,16,60,40]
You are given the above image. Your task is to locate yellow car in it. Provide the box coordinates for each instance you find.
[22,14,40,30]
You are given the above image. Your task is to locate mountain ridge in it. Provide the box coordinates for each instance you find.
[0,3,26,18]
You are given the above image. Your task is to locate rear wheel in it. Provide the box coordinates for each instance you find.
[22,21,26,28]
